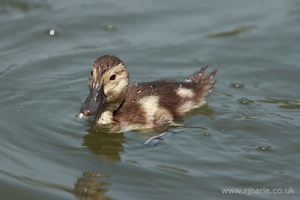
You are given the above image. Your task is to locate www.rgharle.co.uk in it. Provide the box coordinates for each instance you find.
[221,187,295,195]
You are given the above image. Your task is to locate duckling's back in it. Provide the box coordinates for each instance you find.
[112,66,217,130]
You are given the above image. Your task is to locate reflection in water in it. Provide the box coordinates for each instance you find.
[74,128,124,200]
[74,172,111,200]
[82,128,125,162]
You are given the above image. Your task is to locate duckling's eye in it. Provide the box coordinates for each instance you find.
[110,74,116,81]
[90,71,93,77]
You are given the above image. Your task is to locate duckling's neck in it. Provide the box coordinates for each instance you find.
[97,87,127,125]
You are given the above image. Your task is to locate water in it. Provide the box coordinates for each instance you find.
[1,0,300,199]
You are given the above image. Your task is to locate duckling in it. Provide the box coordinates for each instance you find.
[79,55,217,132]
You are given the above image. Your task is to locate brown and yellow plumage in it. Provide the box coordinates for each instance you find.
[80,55,217,132]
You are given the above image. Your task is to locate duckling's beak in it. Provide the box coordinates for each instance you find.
[80,81,106,116]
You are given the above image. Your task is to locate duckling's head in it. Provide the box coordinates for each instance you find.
[80,55,129,116]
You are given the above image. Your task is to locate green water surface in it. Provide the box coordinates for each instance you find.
[0,0,299,199]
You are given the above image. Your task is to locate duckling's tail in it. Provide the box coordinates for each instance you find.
[186,65,217,97]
